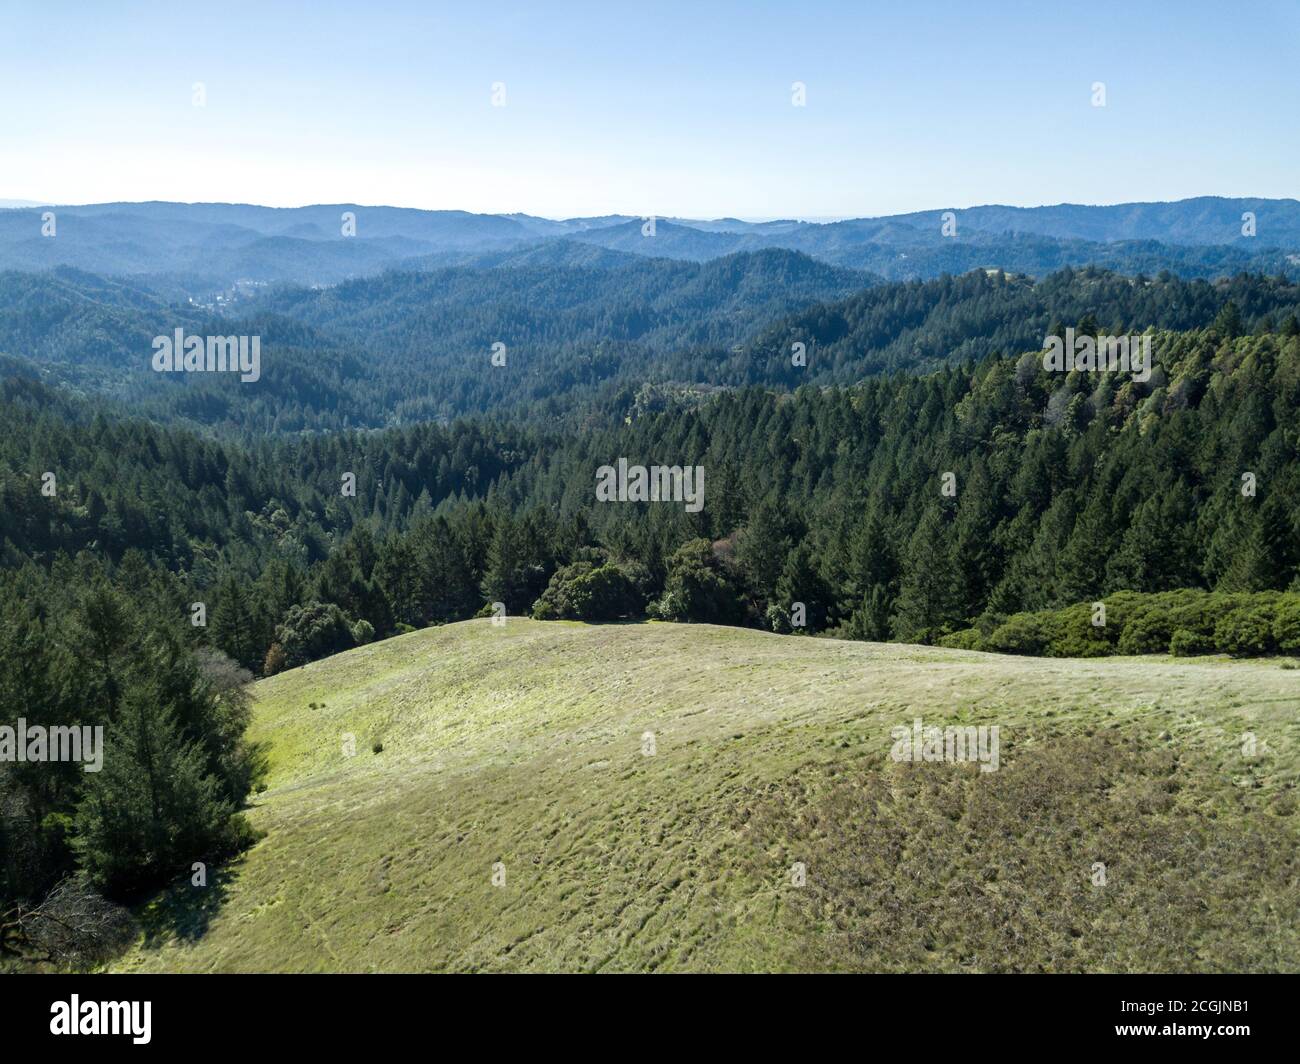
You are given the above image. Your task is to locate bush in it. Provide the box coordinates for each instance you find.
[931,592,1298,660]
[1169,628,1214,657]
[0,874,137,969]
[531,561,644,621]
[1050,630,1113,657]
[938,628,984,651]
[351,619,375,645]
[1116,607,1175,655]
[987,613,1052,656]
[1273,599,1300,654]
[1045,604,1112,657]
[1214,606,1278,657]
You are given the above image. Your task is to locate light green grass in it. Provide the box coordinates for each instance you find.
[118,620,1300,972]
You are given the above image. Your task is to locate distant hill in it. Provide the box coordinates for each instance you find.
[889,197,1300,246]
[116,618,1300,973]
[254,246,871,354]
[3,197,1298,292]
[741,266,1300,382]
[5,263,1300,430]
[0,249,873,427]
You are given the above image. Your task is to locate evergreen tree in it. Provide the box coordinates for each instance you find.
[891,506,960,642]
[210,574,258,672]
[72,690,239,898]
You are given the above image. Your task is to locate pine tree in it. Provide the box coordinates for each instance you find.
[891,506,960,642]
[736,499,795,609]
[72,688,238,898]
[210,574,258,672]
[771,541,830,632]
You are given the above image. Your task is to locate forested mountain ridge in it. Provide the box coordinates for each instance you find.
[0,250,869,430]
[254,247,872,356]
[3,318,1296,658]
[4,196,1299,290]
[745,267,1300,382]
[5,265,1300,431]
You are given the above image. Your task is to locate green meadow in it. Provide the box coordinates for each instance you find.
[118,620,1299,973]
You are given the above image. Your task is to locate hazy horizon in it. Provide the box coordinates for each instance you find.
[3,193,1296,226]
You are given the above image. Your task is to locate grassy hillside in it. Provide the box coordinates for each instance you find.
[118,620,1300,973]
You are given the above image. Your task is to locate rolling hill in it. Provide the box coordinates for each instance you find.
[5,197,1300,291]
[117,619,1300,973]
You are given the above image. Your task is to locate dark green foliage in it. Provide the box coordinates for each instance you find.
[943,590,1298,659]
[531,559,646,621]
[72,690,249,897]
[768,542,832,633]
[1214,604,1278,657]
[1273,599,1300,654]
[274,602,357,668]
[3,321,1299,674]
[1,564,260,938]
[1170,628,1214,657]
[891,506,962,643]
[7,266,1300,431]
[648,540,745,625]
[481,510,555,615]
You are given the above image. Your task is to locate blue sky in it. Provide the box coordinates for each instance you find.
[1,0,1297,218]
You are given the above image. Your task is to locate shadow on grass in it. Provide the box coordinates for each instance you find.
[135,863,242,948]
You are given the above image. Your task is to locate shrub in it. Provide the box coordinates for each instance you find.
[647,540,744,625]
[938,628,984,651]
[1214,606,1278,657]
[1169,628,1214,657]
[935,592,1295,659]
[1273,599,1300,654]
[1049,630,1112,657]
[1116,606,1175,655]
[1165,592,1226,641]
[532,561,646,622]
[987,613,1052,656]
[1045,603,1112,657]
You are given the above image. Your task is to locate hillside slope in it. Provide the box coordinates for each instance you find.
[119,620,1299,973]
